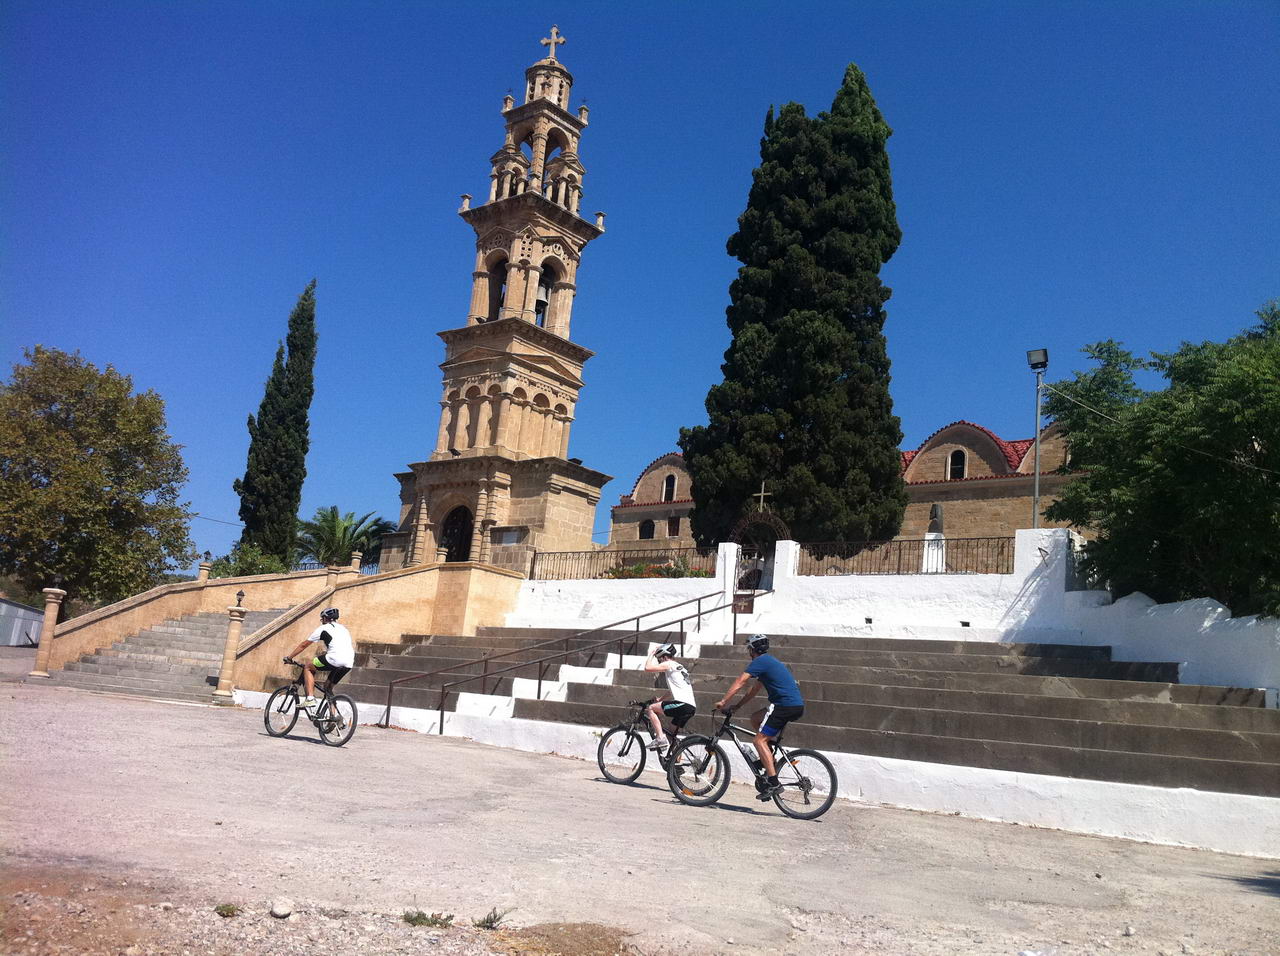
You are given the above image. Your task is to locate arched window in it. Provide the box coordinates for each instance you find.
[948,450,966,480]
[487,259,508,322]
[439,506,473,562]
[662,474,677,502]
[534,263,557,328]
[638,519,655,540]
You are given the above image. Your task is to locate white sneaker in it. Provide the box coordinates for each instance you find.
[647,738,668,751]
[300,696,318,712]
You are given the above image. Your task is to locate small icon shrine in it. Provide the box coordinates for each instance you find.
[380,27,611,573]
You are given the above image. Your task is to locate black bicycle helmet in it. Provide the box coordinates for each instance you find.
[320,607,340,623]
[746,633,770,654]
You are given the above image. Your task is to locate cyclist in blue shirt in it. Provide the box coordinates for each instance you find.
[713,633,805,799]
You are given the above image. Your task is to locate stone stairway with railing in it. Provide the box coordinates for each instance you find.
[339,626,1280,798]
[49,609,289,703]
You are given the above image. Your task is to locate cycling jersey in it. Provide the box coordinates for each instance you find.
[307,622,355,669]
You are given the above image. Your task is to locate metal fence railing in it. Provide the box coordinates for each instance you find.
[529,547,717,581]
[797,537,1015,576]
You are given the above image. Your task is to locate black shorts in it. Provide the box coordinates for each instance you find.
[760,704,804,738]
[660,701,696,728]
[312,654,350,686]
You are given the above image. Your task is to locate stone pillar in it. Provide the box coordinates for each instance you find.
[559,416,572,458]
[213,605,248,703]
[349,550,363,570]
[538,407,552,457]
[325,567,339,588]
[521,264,543,323]
[467,270,490,324]
[197,561,212,583]
[475,398,493,449]
[435,402,451,454]
[469,484,489,562]
[436,546,449,562]
[28,588,67,678]
[493,393,513,449]
[456,401,473,450]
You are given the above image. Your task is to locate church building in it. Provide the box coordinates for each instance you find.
[379,28,610,574]
[608,422,1073,547]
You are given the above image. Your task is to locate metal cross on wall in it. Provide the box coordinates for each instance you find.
[541,25,565,60]
[753,480,772,512]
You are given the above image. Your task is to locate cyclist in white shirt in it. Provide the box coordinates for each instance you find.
[642,642,696,752]
[285,607,355,711]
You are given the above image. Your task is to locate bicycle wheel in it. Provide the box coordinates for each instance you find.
[318,695,358,747]
[597,726,646,784]
[772,748,838,820]
[264,686,300,737]
[666,736,731,807]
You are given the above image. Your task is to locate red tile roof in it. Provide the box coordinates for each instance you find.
[904,420,1034,475]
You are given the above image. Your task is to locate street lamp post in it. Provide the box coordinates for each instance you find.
[1026,349,1049,529]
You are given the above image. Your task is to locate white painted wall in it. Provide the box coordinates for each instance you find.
[508,530,1280,695]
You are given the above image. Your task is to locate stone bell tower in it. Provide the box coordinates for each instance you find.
[381,26,611,573]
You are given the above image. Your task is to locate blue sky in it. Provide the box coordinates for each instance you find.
[3,1,1277,561]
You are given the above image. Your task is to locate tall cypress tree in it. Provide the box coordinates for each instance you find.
[680,65,908,544]
[234,280,317,562]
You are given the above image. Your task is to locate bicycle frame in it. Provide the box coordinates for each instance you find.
[705,713,794,776]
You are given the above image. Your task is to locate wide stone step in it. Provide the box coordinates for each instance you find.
[695,644,1174,680]
[562,677,1280,734]
[66,658,218,678]
[51,669,214,697]
[100,646,224,665]
[607,661,1266,706]
[125,634,226,652]
[545,689,1279,763]
[511,698,1278,797]
[46,677,214,704]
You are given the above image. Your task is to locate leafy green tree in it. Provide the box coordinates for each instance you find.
[208,543,288,579]
[295,506,395,567]
[0,347,196,607]
[233,280,318,562]
[679,64,908,543]
[1046,303,1280,616]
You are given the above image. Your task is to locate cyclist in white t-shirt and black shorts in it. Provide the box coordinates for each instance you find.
[642,642,697,753]
[285,607,355,712]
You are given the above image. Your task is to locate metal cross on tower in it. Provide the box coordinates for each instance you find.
[752,480,772,513]
[541,25,565,60]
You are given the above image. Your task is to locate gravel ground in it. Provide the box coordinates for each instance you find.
[1,681,1277,955]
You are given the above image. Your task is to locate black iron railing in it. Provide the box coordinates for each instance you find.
[376,590,740,728]
[797,537,1014,576]
[529,547,717,581]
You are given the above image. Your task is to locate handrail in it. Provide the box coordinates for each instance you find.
[419,589,773,734]
[377,590,722,727]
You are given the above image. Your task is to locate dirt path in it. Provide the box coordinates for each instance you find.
[1,683,1276,954]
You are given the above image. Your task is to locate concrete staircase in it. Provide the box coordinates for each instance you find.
[50,609,289,703]
[342,628,1280,798]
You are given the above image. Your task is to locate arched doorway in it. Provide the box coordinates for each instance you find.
[728,511,791,591]
[439,506,473,562]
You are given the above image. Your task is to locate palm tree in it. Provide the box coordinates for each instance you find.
[295,506,396,567]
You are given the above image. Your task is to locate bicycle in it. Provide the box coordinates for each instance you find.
[263,659,358,747]
[597,699,721,797]
[665,708,838,819]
